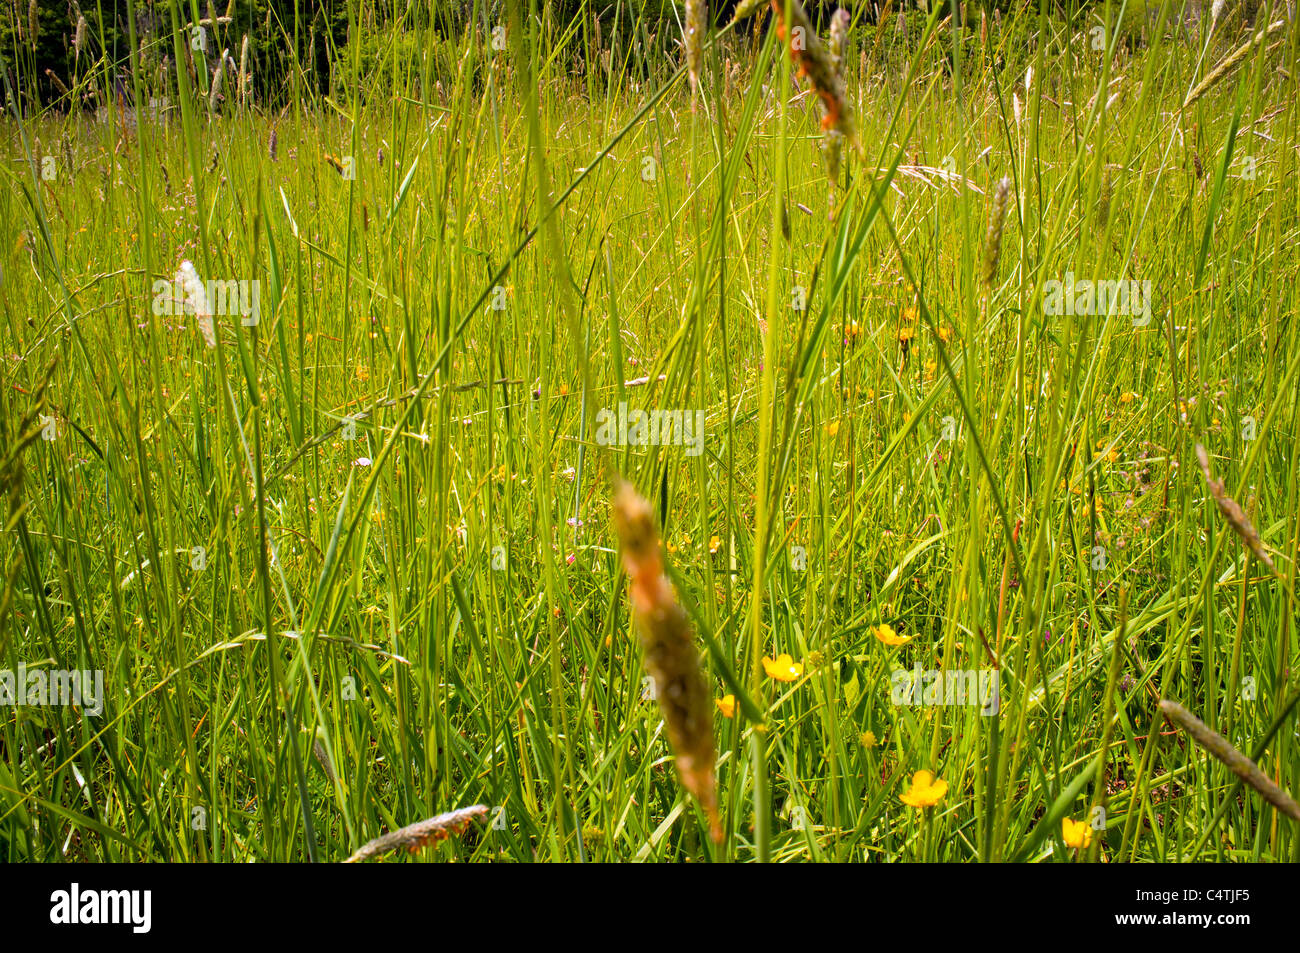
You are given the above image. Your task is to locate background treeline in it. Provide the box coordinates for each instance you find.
[0,0,1230,112]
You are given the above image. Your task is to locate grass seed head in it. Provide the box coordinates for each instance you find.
[45,69,70,99]
[1096,165,1112,230]
[1194,444,1277,577]
[209,52,226,112]
[822,8,851,184]
[823,129,844,185]
[981,176,1012,293]
[771,1,857,149]
[343,805,488,863]
[176,260,216,348]
[729,0,768,26]
[238,35,251,103]
[1159,700,1300,821]
[611,480,721,843]
[685,0,707,96]
[829,8,851,77]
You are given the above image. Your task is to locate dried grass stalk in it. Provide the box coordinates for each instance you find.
[343,805,488,863]
[611,481,722,843]
[1195,444,1277,577]
[1159,700,1300,822]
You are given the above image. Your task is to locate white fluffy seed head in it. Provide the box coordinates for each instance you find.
[176,260,215,348]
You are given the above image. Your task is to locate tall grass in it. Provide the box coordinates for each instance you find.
[1,0,1298,862]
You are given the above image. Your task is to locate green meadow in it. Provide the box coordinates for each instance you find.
[1,0,1299,862]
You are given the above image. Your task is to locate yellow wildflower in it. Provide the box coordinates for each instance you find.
[1062,817,1093,849]
[761,653,803,682]
[900,770,947,808]
[873,623,911,647]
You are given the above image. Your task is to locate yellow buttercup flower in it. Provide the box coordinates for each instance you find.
[825,420,841,437]
[709,534,722,554]
[873,623,911,647]
[1062,817,1093,849]
[762,653,804,682]
[860,730,877,749]
[900,770,947,808]
[716,694,736,718]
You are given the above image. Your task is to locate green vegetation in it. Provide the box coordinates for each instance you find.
[1,0,1298,862]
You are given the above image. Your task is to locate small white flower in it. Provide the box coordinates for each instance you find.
[353,457,372,467]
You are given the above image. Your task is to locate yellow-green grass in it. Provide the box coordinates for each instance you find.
[0,0,1298,861]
